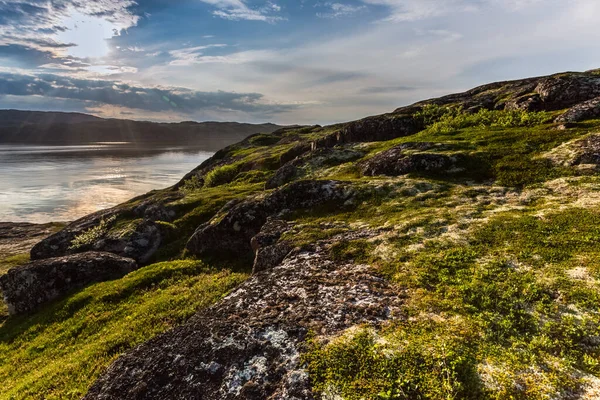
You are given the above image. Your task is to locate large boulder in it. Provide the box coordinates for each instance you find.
[556,96,600,123]
[0,252,137,315]
[84,241,403,400]
[186,180,354,257]
[30,196,178,264]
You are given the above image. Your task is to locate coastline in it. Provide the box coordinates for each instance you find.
[0,222,66,275]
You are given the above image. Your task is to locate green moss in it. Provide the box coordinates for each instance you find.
[304,321,483,400]
[248,133,280,146]
[0,259,247,400]
[204,163,243,187]
[0,253,29,276]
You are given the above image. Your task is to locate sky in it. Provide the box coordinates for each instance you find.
[0,0,599,125]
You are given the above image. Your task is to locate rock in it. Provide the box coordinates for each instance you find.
[544,134,600,169]
[311,114,422,150]
[265,162,300,189]
[30,198,174,264]
[0,252,137,314]
[573,135,600,165]
[84,242,403,400]
[556,96,600,123]
[186,180,354,257]
[532,75,600,111]
[361,145,458,177]
[394,72,600,115]
[278,143,311,165]
[250,219,294,274]
[31,209,120,261]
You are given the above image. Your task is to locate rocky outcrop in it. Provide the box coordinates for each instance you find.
[30,195,180,264]
[265,162,300,189]
[0,252,136,314]
[311,114,422,150]
[186,180,354,257]
[398,71,600,119]
[556,97,600,123]
[250,219,294,274]
[361,144,461,177]
[84,241,403,400]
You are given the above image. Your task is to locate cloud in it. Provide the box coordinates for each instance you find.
[198,0,284,22]
[316,2,367,18]
[357,0,543,21]
[168,44,229,66]
[0,72,299,116]
[0,1,140,65]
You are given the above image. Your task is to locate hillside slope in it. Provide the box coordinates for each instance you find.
[3,70,600,399]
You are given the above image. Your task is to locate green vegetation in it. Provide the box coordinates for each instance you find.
[0,259,247,399]
[203,163,243,187]
[0,253,29,276]
[416,104,552,135]
[69,216,117,250]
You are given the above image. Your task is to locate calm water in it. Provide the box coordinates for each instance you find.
[0,144,213,223]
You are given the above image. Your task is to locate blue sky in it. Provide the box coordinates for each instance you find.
[0,0,599,124]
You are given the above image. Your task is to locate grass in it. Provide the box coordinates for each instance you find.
[0,259,248,399]
[0,253,29,276]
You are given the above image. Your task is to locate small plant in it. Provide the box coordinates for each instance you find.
[69,215,116,250]
[179,175,203,193]
[204,163,242,187]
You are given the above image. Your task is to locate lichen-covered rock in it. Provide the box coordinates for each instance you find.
[250,219,294,274]
[556,97,600,123]
[84,242,403,400]
[29,196,177,264]
[186,180,354,257]
[361,145,460,177]
[265,162,300,189]
[0,252,137,314]
[544,133,600,169]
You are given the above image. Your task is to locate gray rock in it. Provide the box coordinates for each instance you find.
[31,208,165,265]
[250,219,294,274]
[265,162,300,189]
[84,243,403,400]
[556,96,600,123]
[0,252,137,315]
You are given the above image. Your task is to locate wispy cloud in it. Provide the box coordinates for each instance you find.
[357,0,544,21]
[199,0,284,22]
[168,44,229,66]
[316,2,367,19]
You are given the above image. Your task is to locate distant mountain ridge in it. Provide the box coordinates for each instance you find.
[0,110,284,150]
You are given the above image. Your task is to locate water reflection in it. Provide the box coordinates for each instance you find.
[0,143,213,223]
